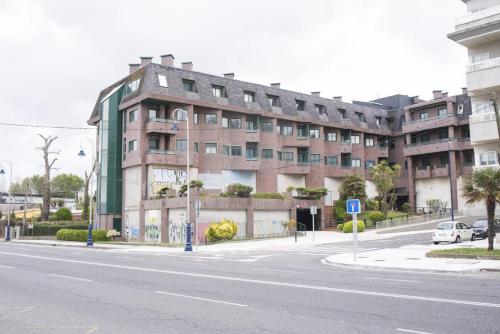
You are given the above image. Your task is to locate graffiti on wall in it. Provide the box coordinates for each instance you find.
[169,220,186,244]
[124,211,140,240]
[145,210,161,243]
[254,219,286,237]
[151,168,187,195]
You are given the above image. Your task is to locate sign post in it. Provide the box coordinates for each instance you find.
[346,199,361,262]
[310,206,317,244]
[194,199,201,252]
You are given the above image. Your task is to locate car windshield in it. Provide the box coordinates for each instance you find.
[436,222,454,230]
[472,221,487,228]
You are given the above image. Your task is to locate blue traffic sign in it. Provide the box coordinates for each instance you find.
[346,199,361,214]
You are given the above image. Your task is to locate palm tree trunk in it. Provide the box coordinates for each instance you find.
[486,197,496,251]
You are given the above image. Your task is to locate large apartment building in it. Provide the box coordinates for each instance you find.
[88,55,473,243]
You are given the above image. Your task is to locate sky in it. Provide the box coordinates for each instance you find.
[0,0,468,189]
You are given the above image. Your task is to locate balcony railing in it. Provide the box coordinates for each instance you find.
[148,117,176,124]
[148,149,176,155]
[403,113,456,125]
[406,137,458,148]
[467,57,500,72]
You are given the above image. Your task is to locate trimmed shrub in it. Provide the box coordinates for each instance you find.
[56,229,111,242]
[252,192,284,200]
[294,187,328,200]
[178,180,204,197]
[54,208,72,221]
[205,219,238,242]
[368,211,385,224]
[365,198,378,211]
[334,200,346,222]
[336,223,344,231]
[342,220,366,233]
[31,222,88,236]
[222,183,253,198]
[401,202,410,213]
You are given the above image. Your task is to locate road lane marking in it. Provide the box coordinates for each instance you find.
[0,264,15,269]
[50,273,93,282]
[2,251,499,309]
[0,306,34,321]
[396,328,434,334]
[155,290,247,307]
[362,276,422,283]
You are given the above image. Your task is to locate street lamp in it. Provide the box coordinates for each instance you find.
[447,140,455,221]
[0,160,13,241]
[172,108,192,252]
[78,138,95,247]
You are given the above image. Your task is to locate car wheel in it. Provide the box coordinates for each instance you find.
[471,234,475,241]
[455,236,461,243]
[433,242,439,245]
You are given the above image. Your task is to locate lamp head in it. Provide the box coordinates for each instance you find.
[78,149,86,157]
[0,169,5,175]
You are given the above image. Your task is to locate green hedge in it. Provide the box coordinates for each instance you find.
[252,192,284,199]
[56,229,110,242]
[31,222,89,236]
[54,208,73,221]
[367,211,385,224]
[342,220,366,233]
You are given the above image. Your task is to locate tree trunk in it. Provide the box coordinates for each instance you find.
[82,171,90,221]
[42,155,51,221]
[487,198,496,251]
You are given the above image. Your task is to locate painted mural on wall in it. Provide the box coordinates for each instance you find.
[151,168,187,195]
[168,208,187,244]
[145,210,161,243]
[124,210,140,241]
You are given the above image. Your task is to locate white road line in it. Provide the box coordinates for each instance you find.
[155,291,247,307]
[396,328,434,334]
[0,264,15,269]
[49,273,93,282]
[362,277,422,283]
[2,251,499,309]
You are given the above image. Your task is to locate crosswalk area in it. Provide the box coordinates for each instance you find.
[281,244,379,256]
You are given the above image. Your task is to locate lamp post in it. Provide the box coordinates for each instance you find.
[78,138,95,247]
[447,140,455,221]
[172,108,192,252]
[0,160,13,241]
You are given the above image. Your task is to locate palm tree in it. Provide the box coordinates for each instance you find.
[462,167,500,251]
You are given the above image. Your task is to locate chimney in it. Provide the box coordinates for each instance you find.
[160,54,175,67]
[442,92,448,98]
[129,63,140,74]
[140,56,153,67]
[271,83,280,89]
[461,87,467,94]
[311,91,320,96]
[224,73,235,79]
[432,90,443,99]
[333,96,342,102]
[182,62,193,71]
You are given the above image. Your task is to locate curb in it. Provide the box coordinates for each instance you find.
[4,240,117,250]
[426,253,500,261]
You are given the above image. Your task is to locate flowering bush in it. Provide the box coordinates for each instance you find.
[205,219,238,242]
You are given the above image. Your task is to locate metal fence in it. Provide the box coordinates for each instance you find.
[376,210,461,229]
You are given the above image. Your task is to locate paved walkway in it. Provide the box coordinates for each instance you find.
[324,238,500,273]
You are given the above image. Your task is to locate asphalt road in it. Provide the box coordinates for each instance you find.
[0,233,499,334]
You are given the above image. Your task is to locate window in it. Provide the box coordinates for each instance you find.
[365,160,376,169]
[421,157,431,168]
[315,104,327,115]
[128,140,137,152]
[375,116,381,126]
[212,85,226,97]
[438,108,448,116]
[440,154,449,166]
[297,124,308,138]
[463,150,474,165]
[438,130,449,140]
[281,152,293,161]
[231,146,242,156]
[309,128,320,139]
[281,124,293,136]
[205,143,217,154]
[355,112,366,122]
[261,120,273,132]
[420,134,430,143]
[309,154,321,164]
[298,148,309,164]
[175,109,188,121]
[246,115,257,132]
[341,130,350,144]
[123,138,126,160]
[386,117,394,126]
[457,104,464,115]
[470,52,489,63]
[379,137,388,147]
[194,113,199,124]
[205,113,217,125]
[352,159,361,168]
[326,132,337,142]
[420,112,429,119]
[365,137,374,147]
[267,94,281,107]
[351,134,360,144]
[324,156,337,166]
[479,151,498,166]
[124,78,141,96]
[296,99,305,111]
[230,117,242,128]
[222,117,229,128]
[262,149,273,159]
[176,139,187,152]
[339,109,347,119]
[129,110,137,123]
[222,145,230,156]
[246,143,258,160]
[149,136,159,150]
[244,91,255,103]
[157,74,168,87]
[148,109,158,120]
[194,142,199,153]
[463,127,470,139]
[182,79,197,92]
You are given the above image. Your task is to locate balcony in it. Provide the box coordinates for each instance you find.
[145,118,178,135]
[146,149,186,165]
[404,138,460,156]
[466,57,500,92]
[414,165,449,179]
[470,110,500,144]
[449,4,500,47]
[324,166,358,178]
[378,145,389,157]
[402,113,458,133]
[277,135,310,147]
[278,161,310,174]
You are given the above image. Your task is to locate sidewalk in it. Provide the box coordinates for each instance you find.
[324,239,500,273]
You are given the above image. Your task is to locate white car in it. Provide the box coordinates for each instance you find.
[432,221,475,244]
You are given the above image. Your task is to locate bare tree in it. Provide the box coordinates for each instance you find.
[37,135,58,221]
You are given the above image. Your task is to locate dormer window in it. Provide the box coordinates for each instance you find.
[183,79,197,92]
[244,91,255,103]
[296,99,305,111]
[212,85,227,98]
[124,78,141,96]
[355,112,366,122]
[386,117,394,126]
[338,108,347,119]
[375,116,381,126]
[267,94,281,107]
[315,104,326,115]
[157,74,168,87]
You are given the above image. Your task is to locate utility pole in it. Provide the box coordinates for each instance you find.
[492,93,500,151]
